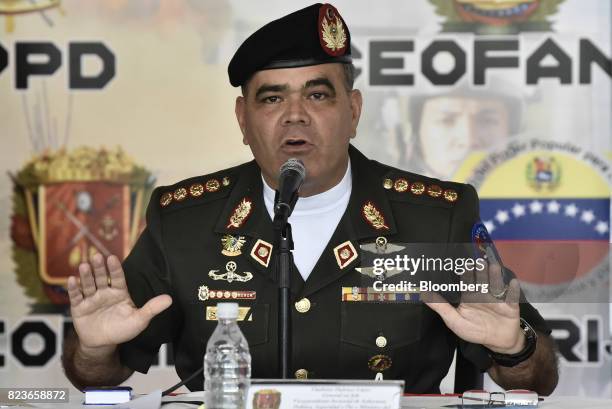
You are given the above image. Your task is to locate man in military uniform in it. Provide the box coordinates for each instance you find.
[62,3,558,395]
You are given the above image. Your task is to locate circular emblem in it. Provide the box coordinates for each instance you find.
[410,182,425,195]
[160,192,173,207]
[443,189,458,203]
[173,187,188,201]
[189,183,204,197]
[368,354,392,372]
[257,246,269,258]
[382,178,393,190]
[206,179,221,192]
[375,236,388,250]
[197,285,209,301]
[231,291,238,299]
[427,184,443,198]
[393,178,409,193]
[339,248,351,260]
[224,291,231,299]
[295,298,311,313]
[375,336,387,348]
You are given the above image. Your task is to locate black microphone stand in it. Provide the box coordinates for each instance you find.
[272,191,298,379]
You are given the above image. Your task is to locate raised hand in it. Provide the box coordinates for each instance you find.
[67,254,172,350]
[423,249,525,354]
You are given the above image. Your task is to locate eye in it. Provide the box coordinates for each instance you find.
[261,95,282,104]
[309,92,328,101]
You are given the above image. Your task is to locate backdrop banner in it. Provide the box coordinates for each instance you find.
[0,0,610,396]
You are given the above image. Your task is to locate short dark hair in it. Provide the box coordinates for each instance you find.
[241,62,356,96]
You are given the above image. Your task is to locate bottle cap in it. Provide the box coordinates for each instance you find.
[216,302,239,319]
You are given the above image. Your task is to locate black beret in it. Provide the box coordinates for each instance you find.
[228,3,352,87]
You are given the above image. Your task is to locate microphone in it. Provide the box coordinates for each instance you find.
[274,158,306,221]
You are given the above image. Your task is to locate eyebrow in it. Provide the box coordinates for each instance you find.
[255,84,288,99]
[254,77,337,99]
[304,77,336,95]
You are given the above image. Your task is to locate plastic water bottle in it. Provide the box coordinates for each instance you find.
[204,302,252,409]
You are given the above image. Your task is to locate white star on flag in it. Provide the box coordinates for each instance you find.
[547,200,561,213]
[581,210,595,224]
[529,200,543,214]
[495,210,510,225]
[511,203,526,218]
[564,203,578,217]
[483,220,495,233]
[595,221,609,235]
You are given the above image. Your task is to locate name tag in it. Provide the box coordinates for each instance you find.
[205,306,253,321]
[247,379,403,409]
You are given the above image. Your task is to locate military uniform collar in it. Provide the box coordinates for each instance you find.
[214,145,397,239]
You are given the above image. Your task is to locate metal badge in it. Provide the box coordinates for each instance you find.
[198,285,210,301]
[221,234,246,256]
[318,4,347,56]
[173,187,188,201]
[393,178,409,193]
[205,179,221,192]
[208,261,253,283]
[227,197,253,229]
[250,239,273,267]
[362,201,389,230]
[368,354,392,372]
[206,306,253,321]
[443,188,458,203]
[333,241,357,269]
[189,183,204,197]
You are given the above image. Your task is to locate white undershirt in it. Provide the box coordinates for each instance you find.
[263,161,352,281]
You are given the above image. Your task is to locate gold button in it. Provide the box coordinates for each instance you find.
[295,368,308,379]
[295,298,311,313]
[375,336,387,348]
[383,178,393,190]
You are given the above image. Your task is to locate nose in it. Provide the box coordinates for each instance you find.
[281,97,310,126]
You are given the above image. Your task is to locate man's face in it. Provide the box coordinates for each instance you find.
[418,96,510,178]
[235,63,362,197]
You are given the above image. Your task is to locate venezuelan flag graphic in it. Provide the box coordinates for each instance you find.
[475,151,610,295]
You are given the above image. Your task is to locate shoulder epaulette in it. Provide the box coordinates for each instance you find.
[381,171,461,205]
[154,162,249,212]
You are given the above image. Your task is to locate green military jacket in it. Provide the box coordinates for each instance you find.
[118,145,549,392]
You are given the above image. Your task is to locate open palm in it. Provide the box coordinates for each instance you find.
[67,254,172,349]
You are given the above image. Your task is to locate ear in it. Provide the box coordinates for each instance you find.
[235,96,249,145]
[349,89,363,139]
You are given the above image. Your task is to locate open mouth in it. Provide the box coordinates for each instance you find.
[284,139,308,147]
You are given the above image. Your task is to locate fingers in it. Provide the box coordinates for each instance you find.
[136,294,173,324]
[79,262,96,297]
[486,247,504,292]
[67,275,83,307]
[505,278,521,304]
[92,253,109,290]
[423,291,458,314]
[107,255,127,290]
